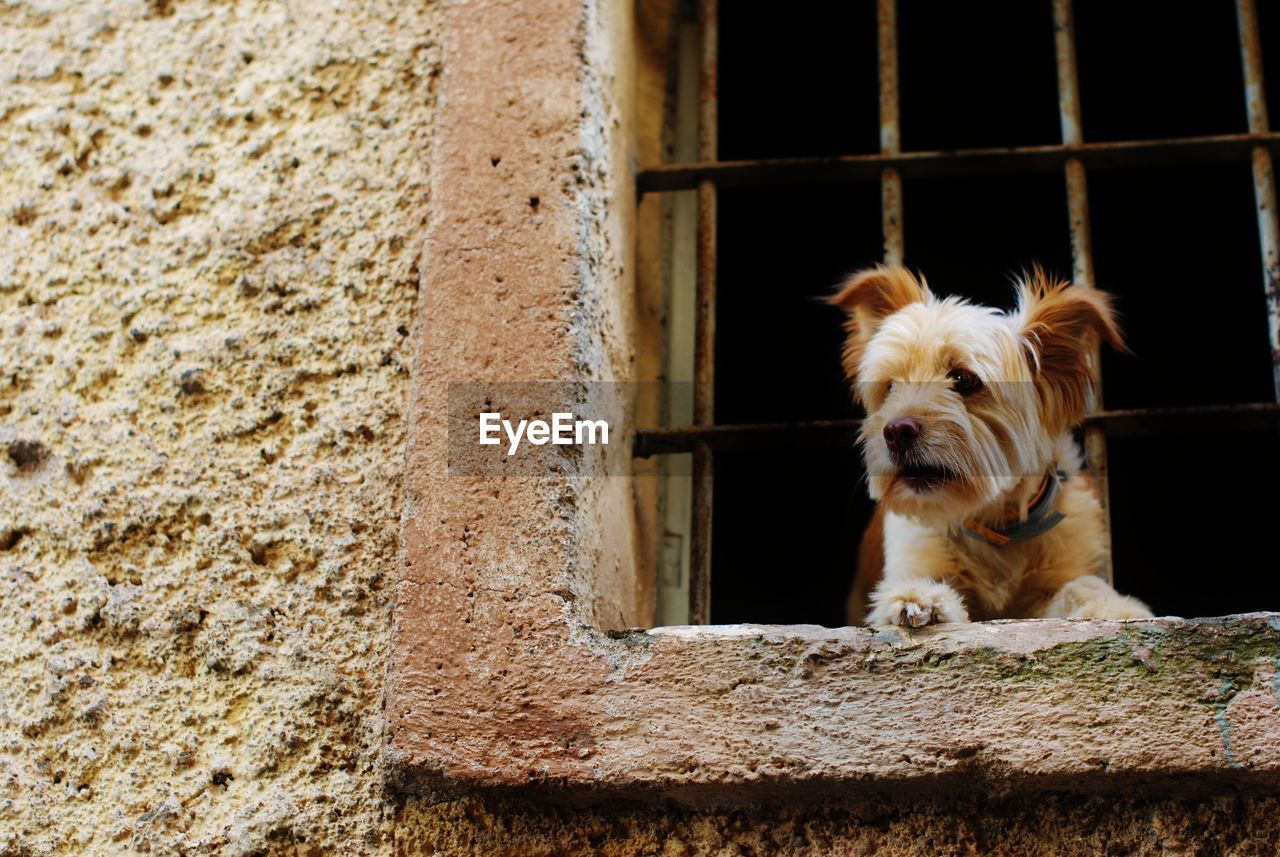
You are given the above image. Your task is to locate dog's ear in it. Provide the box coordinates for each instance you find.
[1015,269,1126,430]
[829,265,928,385]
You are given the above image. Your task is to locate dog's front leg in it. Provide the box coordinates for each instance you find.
[1039,574,1153,620]
[864,513,970,628]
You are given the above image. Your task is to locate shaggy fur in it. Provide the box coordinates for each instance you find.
[832,265,1152,627]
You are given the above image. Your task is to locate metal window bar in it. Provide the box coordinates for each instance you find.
[688,0,717,626]
[643,0,1280,624]
[878,0,904,266]
[1238,0,1280,398]
[636,134,1280,193]
[1053,0,1112,583]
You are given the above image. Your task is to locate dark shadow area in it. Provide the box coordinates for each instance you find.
[901,174,1072,293]
[710,2,1280,625]
[1090,164,1273,410]
[711,448,872,627]
[714,184,881,427]
[1074,0,1248,143]
[711,184,880,627]
[718,2,878,161]
[1089,163,1280,618]
[898,0,1061,152]
[1107,433,1280,619]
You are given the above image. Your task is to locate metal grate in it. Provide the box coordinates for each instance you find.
[636,0,1280,625]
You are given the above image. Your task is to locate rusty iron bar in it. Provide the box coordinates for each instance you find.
[1053,0,1111,583]
[635,132,1280,194]
[632,403,1280,458]
[1054,0,1092,286]
[878,0,904,265]
[689,0,717,626]
[1237,0,1280,399]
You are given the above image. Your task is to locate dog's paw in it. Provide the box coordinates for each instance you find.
[1042,575,1154,620]
[866,580,969,628]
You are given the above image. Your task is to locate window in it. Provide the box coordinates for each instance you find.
[387,0,1280,806]
[636,0,1280,626]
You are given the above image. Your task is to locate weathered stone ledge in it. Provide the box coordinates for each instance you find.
[389,612,1280,808]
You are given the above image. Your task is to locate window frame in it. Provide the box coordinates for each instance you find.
[385,0,1280,806]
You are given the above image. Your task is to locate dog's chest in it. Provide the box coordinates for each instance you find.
[948,537,1041,618]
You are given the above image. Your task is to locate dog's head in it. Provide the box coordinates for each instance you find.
[831,265,1124,523]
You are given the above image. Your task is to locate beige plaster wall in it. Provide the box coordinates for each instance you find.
[0,1,435,852]
[3,1,1280,855]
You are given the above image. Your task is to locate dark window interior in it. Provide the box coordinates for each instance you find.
[718,4,878,160]
[898,0,1062,151]
[1074,0,1248,143]
[710,2,1280,625]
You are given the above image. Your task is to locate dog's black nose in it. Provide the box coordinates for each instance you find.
[883,417,922,452]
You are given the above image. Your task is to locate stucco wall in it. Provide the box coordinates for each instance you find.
[0,1,434,852]
[3,1,1280,855]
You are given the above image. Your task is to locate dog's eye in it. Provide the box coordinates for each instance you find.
[947,367,983,396]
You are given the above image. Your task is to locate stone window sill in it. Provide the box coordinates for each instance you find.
[389,612,1280,805]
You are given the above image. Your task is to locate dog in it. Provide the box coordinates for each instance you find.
[831,265,1152,627]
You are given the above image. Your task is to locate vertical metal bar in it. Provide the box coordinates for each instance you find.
[690,0,717,625]
[878,0,904,264]
[654,20,702,628]
[1237,0,1280,398]
[1054,0,1113,584]
[1054,0,1093,292]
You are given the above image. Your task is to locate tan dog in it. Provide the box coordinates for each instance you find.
[832,265,1152,628]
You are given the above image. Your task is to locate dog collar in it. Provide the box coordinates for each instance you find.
[961,468,1067,547]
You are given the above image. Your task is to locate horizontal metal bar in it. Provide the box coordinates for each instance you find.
[637,132,1280,195]
[632,402,1280,457]
[636,418,862,457]
[1089,402,1280,438]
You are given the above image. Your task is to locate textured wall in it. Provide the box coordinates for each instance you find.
[400,793,1280,856]
[0,1,437,852]
[4,1,1280,855]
